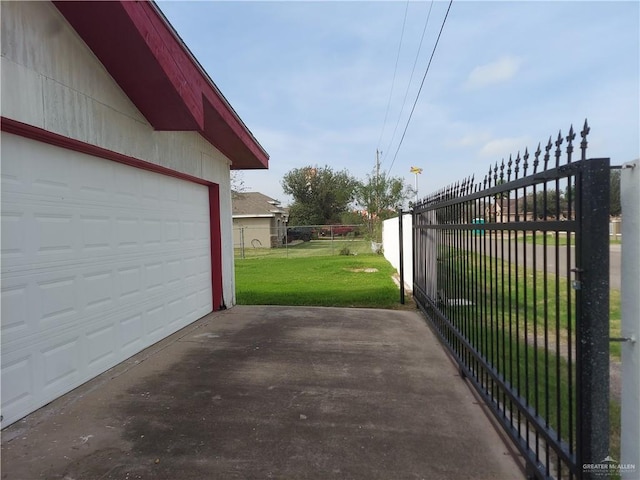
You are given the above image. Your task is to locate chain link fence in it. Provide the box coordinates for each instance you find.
[233,224,381,259]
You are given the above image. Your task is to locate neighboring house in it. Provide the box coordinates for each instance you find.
[0,1,268,427]
[232,192,288,248]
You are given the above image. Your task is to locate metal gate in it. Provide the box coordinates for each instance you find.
[412,121,610,479]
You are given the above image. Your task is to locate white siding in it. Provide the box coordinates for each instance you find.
[1,0,235,306]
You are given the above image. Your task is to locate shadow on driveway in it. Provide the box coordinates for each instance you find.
[1,306,524,479]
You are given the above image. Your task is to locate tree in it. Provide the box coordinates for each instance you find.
[281,165,358,225]
[610,170,621,216]
[230,171,246,193]
[520,189,568,219]
[354,170,414,239]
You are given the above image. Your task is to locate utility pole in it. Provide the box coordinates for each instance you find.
[410,166,423,205]
[375,149,381,215]
[375,150,381,241]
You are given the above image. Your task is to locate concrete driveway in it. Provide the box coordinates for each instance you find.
[1,306,523,480]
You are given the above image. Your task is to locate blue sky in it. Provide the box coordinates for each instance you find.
[158,1,639,205]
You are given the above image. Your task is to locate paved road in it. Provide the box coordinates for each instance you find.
[466,238,621,291]
[1,306,524,480]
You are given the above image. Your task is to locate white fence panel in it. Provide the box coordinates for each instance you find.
[382,213,413,292]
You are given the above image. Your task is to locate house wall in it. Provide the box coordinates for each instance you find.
[0,1,235,306]
[233,217,274,249]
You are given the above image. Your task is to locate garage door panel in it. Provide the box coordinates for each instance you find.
[143,262,165,293]
[1,283,30,335]
[1,211,26,259]
[36,275,79,327]
[41,337,81,395]
[2,251,213,345]
[1,354,34,412]
[120,313,144,354]
[77,156,114,200]
[144,305,166,338]
[85,324,116,369]
[81,215,113,251]
[1,133,213,427]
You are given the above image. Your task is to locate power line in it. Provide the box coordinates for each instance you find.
[382,0,435,164]
[387,0,453,175]
[376,0,410,153]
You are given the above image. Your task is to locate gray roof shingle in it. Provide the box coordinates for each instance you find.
[232,192,287,217]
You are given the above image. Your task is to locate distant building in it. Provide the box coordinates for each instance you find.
[232,192,288,248]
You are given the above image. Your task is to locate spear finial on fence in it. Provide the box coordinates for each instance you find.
[523,147,529,176]
[499,159,505,183]
[493,162,499,185]
[580,118,590,161]
[566,124,576,163]
[507,155,513,181]
[544,136,553,171]
[533,143,541,173]
[512,153,519,180]
[555,130,563,168]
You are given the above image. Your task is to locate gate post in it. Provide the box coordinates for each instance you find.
[575,158,610,478]
[621,160,639,479]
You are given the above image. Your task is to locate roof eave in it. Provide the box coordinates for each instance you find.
[53,0,269,170]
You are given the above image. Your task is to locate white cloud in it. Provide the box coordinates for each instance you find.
[479,136,530,159]
[446,131,491,149]
[464,56,523,90]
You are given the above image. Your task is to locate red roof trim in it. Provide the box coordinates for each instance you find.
[52,0,268,170]
[209,184,224,311]
[1,117,209,186]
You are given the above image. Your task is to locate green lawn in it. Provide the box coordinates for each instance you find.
[235,254,402,308]
[522,233,621,246]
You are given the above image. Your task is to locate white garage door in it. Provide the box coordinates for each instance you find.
[1,133,213,427]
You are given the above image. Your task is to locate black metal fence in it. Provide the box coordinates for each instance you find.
[412,121,610,479]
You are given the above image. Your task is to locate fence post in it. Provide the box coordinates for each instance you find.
[398,209,405,305]
[575,158,610,478]
[621,160,639,479]
[331,225,334,256]
[240,227,245,259]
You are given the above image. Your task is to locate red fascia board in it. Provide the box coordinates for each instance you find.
[53,0,268,169]
[120,1,205,131]
[203,99,268,170]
